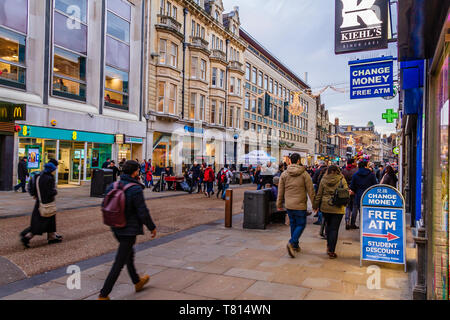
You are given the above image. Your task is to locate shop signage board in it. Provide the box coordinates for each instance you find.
[18,126,114,144]
[125,136,143,144]
[349,57,394,99]
[27,145,41,170]
[0,102,26,122]
[335,0,389,54]
[360,185,406,272]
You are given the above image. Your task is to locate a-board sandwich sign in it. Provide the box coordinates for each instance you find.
[360,184,406,272]
[349,56,394,99]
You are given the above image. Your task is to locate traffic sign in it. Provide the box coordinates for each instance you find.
[360,185,406,272]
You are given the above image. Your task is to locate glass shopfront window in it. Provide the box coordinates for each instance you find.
[118,143,131,160]
[152,132,174,176]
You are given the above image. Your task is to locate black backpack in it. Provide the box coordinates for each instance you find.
[329,177,350,207]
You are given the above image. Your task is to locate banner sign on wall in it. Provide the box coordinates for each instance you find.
[27,146,41,170]
[349,56,394,99]
[335,0,389,54]
[360,185,406,272]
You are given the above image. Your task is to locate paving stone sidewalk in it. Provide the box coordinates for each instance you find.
[1,214,415,300]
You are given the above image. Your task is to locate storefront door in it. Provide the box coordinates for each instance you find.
[70,145,85,184]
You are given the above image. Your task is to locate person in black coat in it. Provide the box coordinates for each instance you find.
[20,159,61,247]
[98,160,157,300]
[349,161,378,228]
[380,165,398,188]
[101,158,111,169]
[109,160,120,182]
[14,157,29,193]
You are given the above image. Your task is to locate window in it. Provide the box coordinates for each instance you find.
[212,68,217,86]
[168,83,176,114]
[258,71,263,87]
[0,26,26,88]
[230,77,235,93]
[244,121,249,130]
[257,98,262,114]
[274,81,278,96]
[269,78,273,93]
[52,0,89,99]
[245,93,250,110]
[264,75,268,90]
[211,34,215,49]
[0,0,28,35]
[237,79,241,95]
[191,56,198,78]
[219,101,224,125]
[251,123,256,131]
[236,107,241,128]
[200,59,206,80]
[170,42,178,67]
[159,39,166,64]
[245,63,251,81]
[157,81,165,112]
[252,67,257,84]
[160,0,165,14]
[104,0,130,109]
[199,95,205,121]
[172,6,177,19]
[104,65,128,108]
[229,106,234,127]
[219,70,224,88]
[189,93,196,119]
[251,98,256,113]
[210,100,216,124]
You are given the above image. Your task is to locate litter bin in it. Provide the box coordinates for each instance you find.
[90,168,114,197]
[243,189,272,229]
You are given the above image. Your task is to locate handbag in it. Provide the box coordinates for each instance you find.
[329,177,350,207]
[36,176,57,218]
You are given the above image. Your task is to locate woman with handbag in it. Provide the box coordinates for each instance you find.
[20,159,62,248]
[313,165,349,259]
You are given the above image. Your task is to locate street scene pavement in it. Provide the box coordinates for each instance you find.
[0,186,414,300]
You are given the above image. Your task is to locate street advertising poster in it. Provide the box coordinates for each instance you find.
[335,0,389,54]
[360,185,406,271]
[27,146,41,169]
[349,56,394,99]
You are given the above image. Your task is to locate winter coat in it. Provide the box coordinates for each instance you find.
[313,173,348,214]
[276,164,315,211]
[17,159,29,181]
[342,164,357,185]
[349,168,378,206]
[29,171,58,235]
[105,174,156,237]
[312,165,327,185]
[204,167,215,183]
[190,165,201,180]
[380,171,398,188]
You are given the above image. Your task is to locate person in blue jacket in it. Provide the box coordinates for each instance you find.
[349,160,377,229]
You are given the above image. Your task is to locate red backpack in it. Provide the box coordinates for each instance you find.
[102,182,138,228]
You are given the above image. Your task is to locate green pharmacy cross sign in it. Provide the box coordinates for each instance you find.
[382,109,399,123]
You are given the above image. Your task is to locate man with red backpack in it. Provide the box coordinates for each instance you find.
[204,164,215,197]
[98,160,157,300]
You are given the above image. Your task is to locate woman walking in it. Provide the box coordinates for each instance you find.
[20,159,62,248]
[380,165,398,188]
[313,165,349,259]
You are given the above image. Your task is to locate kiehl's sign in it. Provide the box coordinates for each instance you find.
[335,0,389,54]
[0,102,26,122]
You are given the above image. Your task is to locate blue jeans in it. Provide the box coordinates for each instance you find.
[14,180,26,192]
[250,175,255,183]
[206,182,214,195]
[222,184,229,199]
[257,184,262,190]
[345,195,359,225]
[287,210,307,248]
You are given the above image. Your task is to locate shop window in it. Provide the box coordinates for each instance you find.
[0,27,26,88]
[104,65,129,109]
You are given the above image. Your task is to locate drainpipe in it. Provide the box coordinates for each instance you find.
[224,39,229,165]
[181,8,188,119]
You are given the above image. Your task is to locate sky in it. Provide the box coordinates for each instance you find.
[222,0,399,136]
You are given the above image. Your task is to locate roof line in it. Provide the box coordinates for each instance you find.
[239,27,310,89]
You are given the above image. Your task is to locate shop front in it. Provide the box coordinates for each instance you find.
[116,135,144,162]
[18,125,114,185]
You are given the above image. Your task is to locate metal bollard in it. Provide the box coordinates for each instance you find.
[239,172,243,185]
[225,189,233,228]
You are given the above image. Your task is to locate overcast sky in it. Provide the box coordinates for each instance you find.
[223,0,399,136]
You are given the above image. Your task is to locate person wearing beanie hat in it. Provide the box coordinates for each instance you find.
[20,159,62,248]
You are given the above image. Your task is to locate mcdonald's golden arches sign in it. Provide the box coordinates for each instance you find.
[0,102,26,122]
